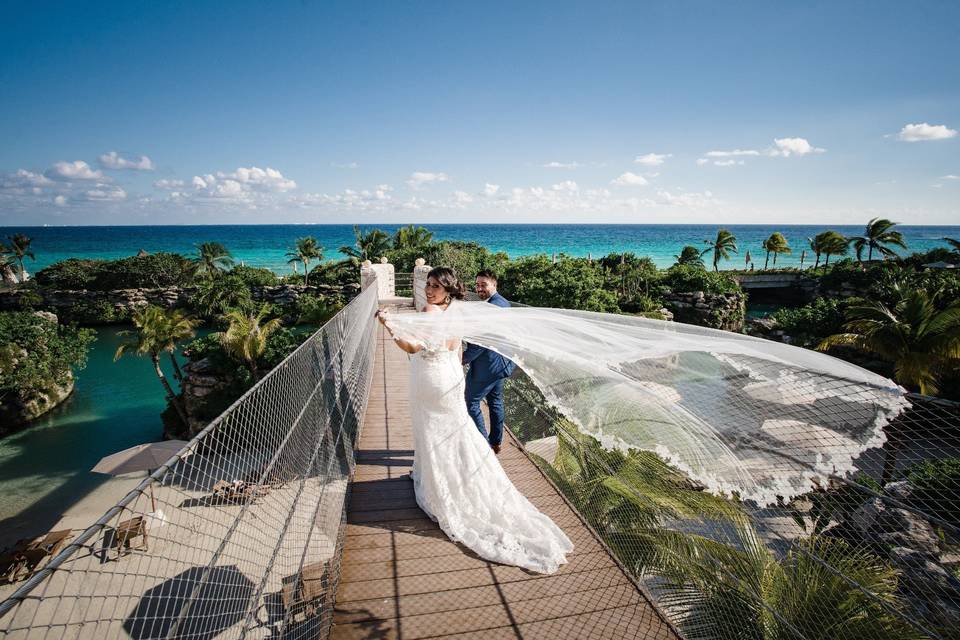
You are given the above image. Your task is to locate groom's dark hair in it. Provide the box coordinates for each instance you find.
[476,269,498,283]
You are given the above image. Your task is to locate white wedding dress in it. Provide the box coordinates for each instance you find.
[405,339,573,574]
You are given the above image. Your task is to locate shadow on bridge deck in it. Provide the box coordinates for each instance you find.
[332,323,679,640]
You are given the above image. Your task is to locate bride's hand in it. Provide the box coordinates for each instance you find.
[375,309,388,326]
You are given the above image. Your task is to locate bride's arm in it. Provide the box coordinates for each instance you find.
[376,309,422,354]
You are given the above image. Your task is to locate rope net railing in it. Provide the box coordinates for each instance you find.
[0,283,380,640]
[504,371,960,640]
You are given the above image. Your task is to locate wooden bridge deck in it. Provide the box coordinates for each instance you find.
[331,324,678,639]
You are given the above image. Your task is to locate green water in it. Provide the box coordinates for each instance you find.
[0,327,207,534]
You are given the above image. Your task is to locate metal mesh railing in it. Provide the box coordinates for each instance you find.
[0,283,380,640]
[505,372,960,640]
[393,273,413,298]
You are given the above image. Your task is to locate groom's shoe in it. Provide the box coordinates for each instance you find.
[491,443,502,455]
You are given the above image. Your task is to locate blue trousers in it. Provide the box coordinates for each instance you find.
[465,377,506,445]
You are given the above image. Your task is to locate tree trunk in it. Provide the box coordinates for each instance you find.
[303,259,309,286]
[825,254,831,267]
[764,252,770,270]
[773,252,778,266]
[799,251,805,269]
[868,245,874,261]
[17,258,25,283]
[169,352,184,383]
[249,361,260,382]
[881,422,903,485]
[153,354,189,426]
[814,254,820,269]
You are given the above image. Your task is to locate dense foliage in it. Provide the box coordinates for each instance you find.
[772,297,850,349]
[35,253,197,290]
[0,311,95,415]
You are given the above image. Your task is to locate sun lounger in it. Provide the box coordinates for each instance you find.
[212,479,271,503]
[0,529,74,583]
[112,516,148,558]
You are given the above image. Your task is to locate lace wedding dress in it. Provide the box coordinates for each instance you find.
[406,340,573,574]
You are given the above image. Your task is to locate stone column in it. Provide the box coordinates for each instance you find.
[413,258,432,311]
[360,257,395,299]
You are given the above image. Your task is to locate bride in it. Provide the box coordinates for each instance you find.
[376,267,573,574]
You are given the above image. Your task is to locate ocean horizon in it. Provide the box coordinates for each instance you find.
[3,223,958,275]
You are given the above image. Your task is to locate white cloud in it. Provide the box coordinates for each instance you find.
[552,180,579,192]
[655,189,716,208]
[332,162,360,169]
[706,149,760,158]
[452,190,474,205]
[897,123,958,142]
[940,174,960,180]
[713,159,745,167]
[53,195,67,206]
[154,179,185,190]
[769,137,825,157]
[99,151,155,171]
[543,161,581,169]
[223,166,296,192]
[83,185,127,201]
[634,153,671,166]
[482,183,500,197]
[696,158,709,166]
[0,169,53,190]
[406,171,450,189]
[610,172,648,186]
[44,160,105,181]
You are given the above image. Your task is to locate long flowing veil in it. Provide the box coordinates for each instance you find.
[384,300,909,506]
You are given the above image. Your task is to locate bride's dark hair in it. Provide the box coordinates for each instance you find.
[427,266,466,301]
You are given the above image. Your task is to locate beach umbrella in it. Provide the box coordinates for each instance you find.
[92,441,191,511]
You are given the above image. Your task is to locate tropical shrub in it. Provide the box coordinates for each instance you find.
[95,252,196,289]
[500,255,620,311]
[0,311,95,420]
[907,458,960,529]
[772,297,850,348]
[229,265,278,287]
[34,258,109,289]
[660,264,740,295]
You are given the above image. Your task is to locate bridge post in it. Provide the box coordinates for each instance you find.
[413,258,432,311]
[360,258,395,299]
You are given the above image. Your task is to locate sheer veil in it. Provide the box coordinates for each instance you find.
[384,300,909,507]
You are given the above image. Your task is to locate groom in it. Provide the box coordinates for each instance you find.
[463,270,516,454]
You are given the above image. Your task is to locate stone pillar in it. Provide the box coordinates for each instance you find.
[360,257,395,299]
[413,258,432,311]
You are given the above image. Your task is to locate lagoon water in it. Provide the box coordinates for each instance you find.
[2,224,958,275]
[0,328,206,540]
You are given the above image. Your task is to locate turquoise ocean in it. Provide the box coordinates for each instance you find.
[3,224,959,275]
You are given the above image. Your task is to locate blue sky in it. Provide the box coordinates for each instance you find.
[1,1,958,225]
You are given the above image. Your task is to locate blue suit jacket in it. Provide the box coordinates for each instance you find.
[463,293,517,381]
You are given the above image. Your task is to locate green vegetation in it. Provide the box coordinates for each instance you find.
[674,245,704,267]
[772,298,849,349]
[194,242,234,279]
[286,236,322,285]
[219,304,284,381]
[339,225,391,262]
[762,232,791,269]
[0,311,95,424]
[817,288,960,395]
[851,217,907,262]
[3,234,35,283]
[906,457,960,529]
[702,228,738,272]
[114,305,200,426]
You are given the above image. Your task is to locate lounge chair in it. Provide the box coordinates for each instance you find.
[112,516,148,558]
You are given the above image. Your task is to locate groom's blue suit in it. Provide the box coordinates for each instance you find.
[463,292,516,446]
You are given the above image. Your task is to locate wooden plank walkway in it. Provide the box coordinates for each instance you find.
[332,322,678,639]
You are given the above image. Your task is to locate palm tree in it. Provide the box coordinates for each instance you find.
[701,229,738,272]
[799,249,806,270]
[393,225,434,251]
[849,218,907,262]
[194,242,234,279]
[220,304,283,381]
[115,305,199,426]
[674,245,705,267]
[286,236,322,285]
[191,274,252,318]
[6,234,34,283]
[659,527,918,640]
[338,226,391,263]
[814,230,848,267]
[762,232,790,269]
[817,289,960,395]
[944,237,960,253]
